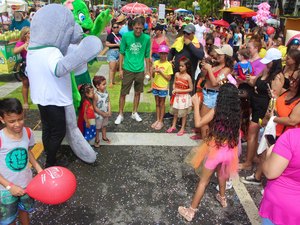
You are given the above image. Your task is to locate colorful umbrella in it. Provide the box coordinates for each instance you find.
[232,12,257,18]
[121,2,152,15]
[212,19,230,28]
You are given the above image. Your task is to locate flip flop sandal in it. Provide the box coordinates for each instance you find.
[102,137,111,143]
[151,121,158,129]
[154,122,164,130]
[178,206,198,222]
[177,130,186,136]
[94,140,100,148]
[190,134,201,140]
[216,193,227,208]
[166,127,177,133]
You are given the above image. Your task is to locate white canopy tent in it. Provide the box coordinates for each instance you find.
[0,0,28,13]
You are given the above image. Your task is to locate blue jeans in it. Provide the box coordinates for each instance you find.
[262,218,275,225]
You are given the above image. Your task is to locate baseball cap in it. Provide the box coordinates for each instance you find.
[215,44,233,57]
[158,45,169,53]
[260,48,282,64]
[183,24,195,34]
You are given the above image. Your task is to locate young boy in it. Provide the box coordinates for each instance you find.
[92,76,112,148]
[234,48,253,81]
[0,98,43,225]
[151,45,173,130]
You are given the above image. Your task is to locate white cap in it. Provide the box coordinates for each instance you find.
[215,44,233,57]
[260,48,282,64]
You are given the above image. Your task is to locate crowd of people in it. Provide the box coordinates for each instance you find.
[0,5,300,225]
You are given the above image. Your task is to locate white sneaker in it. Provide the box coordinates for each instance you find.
[131,112,142,122]
[114,114,124,125]
[216,179,233,191]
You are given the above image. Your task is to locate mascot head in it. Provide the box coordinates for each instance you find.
[29,4,83,55]
[63,0,94,32]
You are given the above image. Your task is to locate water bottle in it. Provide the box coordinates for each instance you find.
[143,74,150,85]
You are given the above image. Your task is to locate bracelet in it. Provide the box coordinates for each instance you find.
[6,182,14,190]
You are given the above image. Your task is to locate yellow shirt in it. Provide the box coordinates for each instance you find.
[259,48,267,58]
[153,60,173,90]
[278,45,287,67]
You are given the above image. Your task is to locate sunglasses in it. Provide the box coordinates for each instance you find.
[113,26,119,29]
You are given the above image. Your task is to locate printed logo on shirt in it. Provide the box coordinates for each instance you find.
[5,147,28,172]
[130,42,142,55]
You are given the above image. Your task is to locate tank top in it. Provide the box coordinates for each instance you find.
[152,37,167,54]
[276,92,300,136]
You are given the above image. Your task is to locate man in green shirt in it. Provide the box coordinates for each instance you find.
[115,17,151,125]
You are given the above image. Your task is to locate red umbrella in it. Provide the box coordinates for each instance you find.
[211,19,230,28]
[121,2,152,15]
[232,12,257,18]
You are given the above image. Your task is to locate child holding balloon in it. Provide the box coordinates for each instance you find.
[0,98,43,225]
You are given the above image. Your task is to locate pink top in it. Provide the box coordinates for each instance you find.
[259,128,300,225]
[15,41,27,60]
[151,38,167,54]
[214,37,221,47]
[250,58,266,76]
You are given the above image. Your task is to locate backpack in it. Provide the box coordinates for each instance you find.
[0,127,31,148]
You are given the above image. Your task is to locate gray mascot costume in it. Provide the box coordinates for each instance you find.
[26,4,101,166]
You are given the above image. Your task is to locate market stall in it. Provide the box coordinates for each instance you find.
[0,0,27,74]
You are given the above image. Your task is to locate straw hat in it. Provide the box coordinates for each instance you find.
[116,14,126,23]
[285,30,300,46]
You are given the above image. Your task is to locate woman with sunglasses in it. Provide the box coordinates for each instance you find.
[106,22,122,88]
[272,49,300,96]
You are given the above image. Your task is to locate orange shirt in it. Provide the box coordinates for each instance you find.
[276,92,300,137]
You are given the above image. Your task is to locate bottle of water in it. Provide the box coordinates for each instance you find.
[143,74,150,85]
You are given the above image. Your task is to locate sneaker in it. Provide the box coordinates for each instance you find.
[216,179,233,191]
[240,173,262,185]
[163,112,174,119]
[114,114,124,125]
[131,112,142,122]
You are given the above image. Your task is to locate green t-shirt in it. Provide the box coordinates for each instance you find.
[119,31,150,73]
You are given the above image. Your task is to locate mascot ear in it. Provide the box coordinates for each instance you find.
[71,23,83,44]
[64,0,74,10]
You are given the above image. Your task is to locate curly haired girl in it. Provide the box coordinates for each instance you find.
[178,83,241,221]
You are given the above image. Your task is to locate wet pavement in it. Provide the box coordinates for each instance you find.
[25,109,262,225]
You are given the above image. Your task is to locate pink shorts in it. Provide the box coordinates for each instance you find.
[204,145,235,170]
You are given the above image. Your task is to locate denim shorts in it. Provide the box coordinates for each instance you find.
[262,218,275,225]
[107,49,120,62]
[0,190,34,225]
[152,89,168,98]
[203,88,219,108]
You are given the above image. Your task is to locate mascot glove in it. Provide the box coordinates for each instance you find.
[55,36,102,77]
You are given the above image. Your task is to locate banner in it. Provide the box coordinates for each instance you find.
[158,4,165,20]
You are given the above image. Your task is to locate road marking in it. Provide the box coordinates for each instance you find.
[0,82,22,98]
[232,176,261,225]
[33,131,200,146]
[32,130,261,224]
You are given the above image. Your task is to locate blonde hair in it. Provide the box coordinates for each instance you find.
[20,26,30,42]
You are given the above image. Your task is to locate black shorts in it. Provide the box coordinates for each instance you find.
[250,95,270,123]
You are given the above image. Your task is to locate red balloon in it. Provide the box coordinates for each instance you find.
[266,26,275,35]
[25,166,77,205]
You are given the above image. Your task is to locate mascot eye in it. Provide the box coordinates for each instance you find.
[78,13,85,22]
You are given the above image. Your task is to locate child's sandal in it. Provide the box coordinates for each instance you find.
[216,193,227,208]
[94,140,100,148]
[178,206,198,222]
[102,137,111,144]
